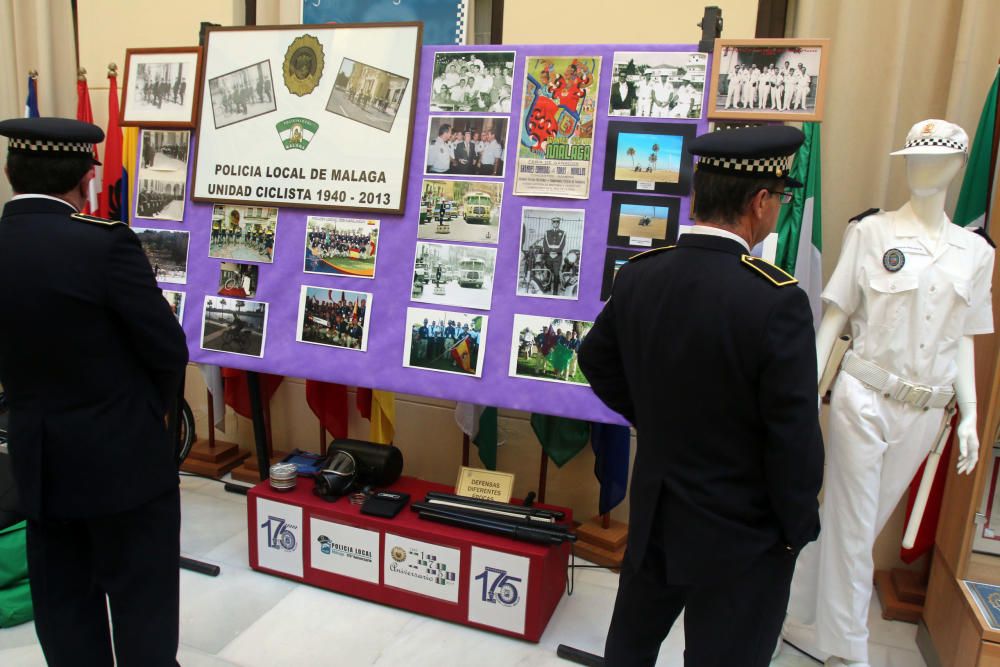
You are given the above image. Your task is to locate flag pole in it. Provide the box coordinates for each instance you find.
[462,433,470,467]
[538,449,549,504]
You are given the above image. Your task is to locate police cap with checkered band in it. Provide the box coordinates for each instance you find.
[890,119,968,157]
[0,116,103,164]
[688,124,804,187]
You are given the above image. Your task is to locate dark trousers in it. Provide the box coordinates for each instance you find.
[604,516,795,666]
[26,487,181,667]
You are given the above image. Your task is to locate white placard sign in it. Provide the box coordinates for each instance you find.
[193,24,421,214]
[309,517,380,583]
[256,498,303,577]
[467,547,530,634]
[383,533,460,602]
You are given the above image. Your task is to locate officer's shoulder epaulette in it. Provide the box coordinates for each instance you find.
[741,255,798,287]
[70,212,124,227]
[972,227,996,248]
[848,207,880,224]
[626,245,676,264]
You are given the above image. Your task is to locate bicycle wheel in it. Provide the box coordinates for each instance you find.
[176,398,196,465]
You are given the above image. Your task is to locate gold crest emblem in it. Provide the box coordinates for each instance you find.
[283,34,324,97]
[921,122,936,136]
[391,546,407,563]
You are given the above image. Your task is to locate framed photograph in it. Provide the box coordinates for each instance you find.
[296,286,371,352]
[430,51,516,113]
[135,129,190,221]
[607,194,680,249]
[411,242,496,311]
[217,262,259,298]
[207,60,277,130]
[516,207,585,300]
[609,51,707,119]
[120,47,202,128]
[304,216,380,278]
[209,204,278,264]
[133,228,190,284]
[200,296,268,358]
[162,289,186,323]
[708,38,830,122]
[602,121,696,196]
[601,247,639,301]
[326,58,410,133]
[509,315,592,386]
[403,307,488,377]
[425,115,509,178]
[418,179,503,245]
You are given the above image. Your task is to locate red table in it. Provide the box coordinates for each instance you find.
[248,476,571,641]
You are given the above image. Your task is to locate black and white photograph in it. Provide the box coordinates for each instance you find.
[218,262,259,298]
[424,116,508,178]
[708,38,829,121]
[509,315,592,386]
[608,51,706,119]
[430,51,515,113]
[201,296,268,358]
[210,205,278,264]
[296,287,371,352]
[601,247,638,301]
[326,58,410,133]
[411,242,497,311]
[403,307,488,378]
[161,289,186,323]
[121,47,202,127]
[607,193,680,249]
[304,217,379,278]
[133,228,190,284]
[208,60,277,130]
[135,130,190,221]
[516,207,584,300]
[418,179,503,245]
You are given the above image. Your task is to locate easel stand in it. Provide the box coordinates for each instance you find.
[180,388,248,478]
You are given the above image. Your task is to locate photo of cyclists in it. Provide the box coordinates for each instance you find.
[403,307,488,378]
[509,315,592,386]
[296,287,371,352]
[200,296,268,358]
[303,217,379,278]
[516,207,584,300]
[210,204,278,264]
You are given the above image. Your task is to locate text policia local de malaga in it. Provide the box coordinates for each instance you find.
[209,163,388,201]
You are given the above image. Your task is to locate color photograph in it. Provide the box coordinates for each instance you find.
[608,51,707,119]
[161,289,185,323]
[133,228,190,284]
[135,129,190,221]
[403,307,487,378]
[296,287,371,352]
[424,116,508,177]
[217,262,258,298]
[326,58,410,133]
[516,207,584,300]
[608,194,680,249]
[418,179,503,245]
[210,205,278,264]
[411,242,496,311]
[603,121,696,195]
[200,296,268,357]
[207,60,276,129]
[430,51,515,113]
[303,217,379,278]
[509,315,592,385]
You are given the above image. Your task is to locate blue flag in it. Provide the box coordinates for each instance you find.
[590,422,630,515]
[24,76,39,118]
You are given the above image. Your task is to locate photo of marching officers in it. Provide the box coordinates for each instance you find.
[424,116,508,178]
[411,241,497,311]
[509,315,592,386]
[327,58,410,133]
[430,51,515,113]
[135,129,190,220]
[132,61,191,111]
[303,216,379,278]
[297,287,371,352]
[208,61,276,129]
[132,228,190,284]
[516,207,585,300]
[403,307,488,377]
[210,205,278,263]
[714,46,823,115]
[201,297,268,357]
[608,52,706,119]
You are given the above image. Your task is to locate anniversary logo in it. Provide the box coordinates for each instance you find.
[387,546,457,587]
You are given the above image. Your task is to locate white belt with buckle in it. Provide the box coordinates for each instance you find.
[841,351,954,410]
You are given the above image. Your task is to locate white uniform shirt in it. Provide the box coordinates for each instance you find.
[479,139,503,166]
[427,137,454,173]
[822,206,994,386]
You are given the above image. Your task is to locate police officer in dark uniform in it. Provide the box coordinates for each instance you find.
[579,125,824,667]
[543,216,566,294]
[0,117,188,666]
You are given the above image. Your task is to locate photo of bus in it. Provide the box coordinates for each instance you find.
[463,191,494,224]
[458,257,487,288]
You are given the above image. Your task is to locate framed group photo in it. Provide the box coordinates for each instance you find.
[602,121,696,196]
[120,47,202,127]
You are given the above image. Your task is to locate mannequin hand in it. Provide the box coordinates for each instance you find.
[957,412,979,475]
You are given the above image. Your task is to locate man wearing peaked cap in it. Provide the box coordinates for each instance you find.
[579,124,823,666]
[0,116,187,666]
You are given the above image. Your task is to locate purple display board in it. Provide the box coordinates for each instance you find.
[140,43,711,425]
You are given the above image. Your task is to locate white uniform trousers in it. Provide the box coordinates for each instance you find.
[787,372,945,662]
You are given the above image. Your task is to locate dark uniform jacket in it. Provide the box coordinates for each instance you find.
[579,233,823,584]
[0,197,188,520]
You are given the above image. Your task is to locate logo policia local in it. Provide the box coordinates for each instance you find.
[276,117,319,150]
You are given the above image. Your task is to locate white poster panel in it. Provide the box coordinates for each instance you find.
[193,24,420,213]
[309,517,380,583]
[383,533,460,602]
[256,498,303,577]
[467,547,530,634]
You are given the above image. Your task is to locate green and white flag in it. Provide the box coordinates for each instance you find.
[954,68,999,230]
[775,122,823,327]
[455,403,498,470]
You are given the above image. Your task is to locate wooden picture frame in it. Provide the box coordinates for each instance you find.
[707,38,830,122]
[120,47,203,128]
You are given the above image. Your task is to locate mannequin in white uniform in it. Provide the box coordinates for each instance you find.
[781,119,994,667]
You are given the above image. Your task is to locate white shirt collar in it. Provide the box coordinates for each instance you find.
[685,224,751,252]
[892,202,966,249]
[11,194,78,212]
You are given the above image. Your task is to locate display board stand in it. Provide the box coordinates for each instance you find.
[180,388,248,478]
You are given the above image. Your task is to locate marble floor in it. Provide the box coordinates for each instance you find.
[0,475,928,666]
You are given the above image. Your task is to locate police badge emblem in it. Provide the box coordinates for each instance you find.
[283,34,324,96]
[883,248,905,272]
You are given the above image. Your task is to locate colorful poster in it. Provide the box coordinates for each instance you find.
[513,56,601,199]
